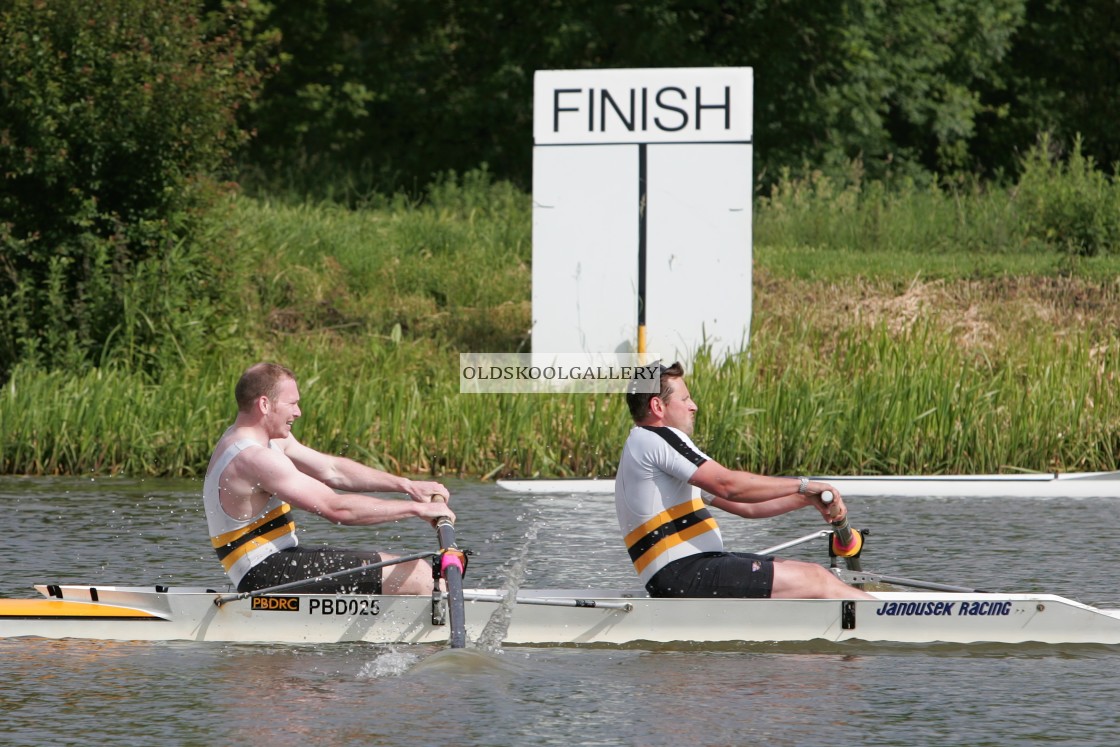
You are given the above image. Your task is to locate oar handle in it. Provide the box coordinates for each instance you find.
[820,490,864,569]
[820,490,849,534]
[436,516,457,552]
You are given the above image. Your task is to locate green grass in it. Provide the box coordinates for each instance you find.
[754,158,1120,282]
[755,244,1120,283]
[2,166,1119,478]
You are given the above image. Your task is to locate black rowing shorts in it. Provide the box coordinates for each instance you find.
[237,546,384,594]
[646,552,775,598]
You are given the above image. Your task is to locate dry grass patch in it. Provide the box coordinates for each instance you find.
[756,269,1120,358]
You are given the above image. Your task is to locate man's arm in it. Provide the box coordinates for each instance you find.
[690,460,842,521]
[277,435,450,502]
[249,444,454,526]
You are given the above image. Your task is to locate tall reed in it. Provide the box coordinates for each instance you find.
[2,317,1115,477]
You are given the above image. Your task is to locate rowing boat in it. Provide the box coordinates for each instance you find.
[4,498,1119,648]
[496,471,1120,498]
[2,579,1120,646]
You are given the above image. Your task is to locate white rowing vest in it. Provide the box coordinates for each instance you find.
[203,439,298,586]
[614,426,724,584]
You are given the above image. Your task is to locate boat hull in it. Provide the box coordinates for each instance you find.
[2,585,1119,646]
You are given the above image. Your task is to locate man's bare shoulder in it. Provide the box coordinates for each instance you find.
[273,433,334,469]
[219,440,302,497]
[208,430,275,475]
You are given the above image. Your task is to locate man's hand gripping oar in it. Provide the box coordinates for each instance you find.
[431,496,467,649]
[820,490,865,572]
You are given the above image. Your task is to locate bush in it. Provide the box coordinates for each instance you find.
[1015,133,1120,257]
[0,0,267,380]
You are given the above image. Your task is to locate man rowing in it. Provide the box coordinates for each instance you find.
[204,362,454,595]
[615,362,873,599]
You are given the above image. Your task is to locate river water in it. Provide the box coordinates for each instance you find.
[2,476,1119,746]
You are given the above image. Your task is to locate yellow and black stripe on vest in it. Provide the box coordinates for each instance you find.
[624,497,720,576]
[210,502,297,574]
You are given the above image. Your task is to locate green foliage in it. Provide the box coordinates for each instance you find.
[0,0,266,380]
[754,134,1120,266]
[975,0,1120,180]
[0,359,229,475]
[241,0,1039,197]
[1015,134,1120,257]
[227,168,532,355]
[756,161,1030,259]
[4,181,1120,477]
[805,0,1027,183]
[3,1,1119,479]
[3,288,1117,477]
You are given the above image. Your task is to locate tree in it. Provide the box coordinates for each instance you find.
[0,0,267,378]
[243,0,1030,196]
[975,0,1120,179]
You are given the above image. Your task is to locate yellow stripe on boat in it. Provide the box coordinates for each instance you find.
[0,599,164,620]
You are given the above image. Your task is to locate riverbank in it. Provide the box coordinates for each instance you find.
[1,175,1118,478]
[2,270,1115,479]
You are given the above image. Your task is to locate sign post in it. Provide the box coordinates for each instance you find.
[532,67,753,364]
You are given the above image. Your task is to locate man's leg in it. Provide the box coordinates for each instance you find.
[380,554,438,595]
[770,558,875,599]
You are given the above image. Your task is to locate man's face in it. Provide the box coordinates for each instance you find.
[659,377,698,435]
[264,377,302,438]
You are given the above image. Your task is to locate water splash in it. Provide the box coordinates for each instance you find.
[473,517,541,651]
[356,646,424,679]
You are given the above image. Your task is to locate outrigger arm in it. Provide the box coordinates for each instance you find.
[833,568,989,594]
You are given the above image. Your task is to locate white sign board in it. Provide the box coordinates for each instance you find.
[532,67,753,364]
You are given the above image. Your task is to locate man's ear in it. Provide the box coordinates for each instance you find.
[648,394,665,418]
[256,395,271,415]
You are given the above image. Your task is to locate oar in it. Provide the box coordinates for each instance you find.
[462,591,634,611]
[821,490,864,572]
[435,515,467,649]
[212,549,438,606]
